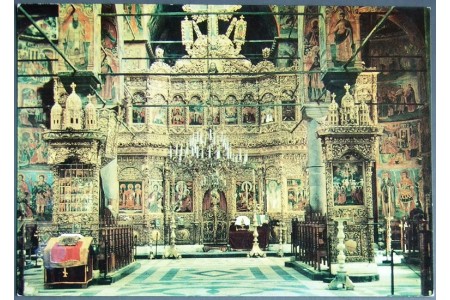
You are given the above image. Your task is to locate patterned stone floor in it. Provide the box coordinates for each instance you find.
[22,255,424,298]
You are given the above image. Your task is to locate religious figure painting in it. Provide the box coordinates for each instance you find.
[60,4,93,70]
[132,107,146,124]
[377,168,422,219]
[147,181,164,213]
[149,95,167,125]
[332,162,364,206]
[119,181,143,211]
[377,80,421,121]
[235,180,257,212]
[379,120,421,167]
[328,7,355,65]
[18,128,49,167]
[287,179,306,211]
[189,101,204,126]
[17,170,54,221]
[172,181,193,213]
[100,18,119,102]
[123,4,144,40]
[266,179,281,212]
[19,87,46,127]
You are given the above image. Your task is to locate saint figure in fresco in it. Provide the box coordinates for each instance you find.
[32,174,52,219]
[397,171,416,214]
[330,10,354,62]
[63,12,88,68]
[379,172,396,217]
[148,183,163,213]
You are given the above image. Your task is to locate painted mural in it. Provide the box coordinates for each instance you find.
[119,181,143,211]
[59,4,94,70]
[18,128,49,167]
[17,169,54,221]
[332,162,364,206]
[146,180,164,213]
[278,6,298,37]
[327,6,356,66]
[303,7,324,101]
[377,168,422,219]
[379,120,422,167]
[100,17,119,102]
[18,87,47,127]
[171,96,186,125]
[287,179,307,211]
[172,181,193,213]
[123,4,144,40]
[235,180,258,212]
[189,98,204,126]
[266,179,281,212]
[18,41,55,84]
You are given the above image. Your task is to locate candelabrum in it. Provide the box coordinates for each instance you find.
[328,218,354,290]
[277,220,284,257]
[168,127,249,175]
[248,202,265,258]
[163,213,182,259]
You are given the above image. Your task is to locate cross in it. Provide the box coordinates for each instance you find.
[62,267,68,278]
[87,94,95,104]
[70,82,77,93]
[344,83,351,93]
[331,93,336,102]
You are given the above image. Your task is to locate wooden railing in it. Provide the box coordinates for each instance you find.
[291,214,328,271]
[98,224,134,275]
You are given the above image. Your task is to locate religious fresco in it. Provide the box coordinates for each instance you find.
[17,41,55,84]
[377,168,422,219]
[189,96,204,126]
[377,79,423,122]
[379,120,422,167]
[287,179,307,211]
[242,105,257,125]
[235,180,258,212]
[266,179,281,212]
[148,95,167,125]
[123,4,144,40]
[327,6,357,66]
[171,95,186,125]
[261,93,276,124]
[146,180,164,213]
[224,96,238,125]
[17,169,54,221]
[281,90,296,121]
[100,17,119,102]
[59,4,94,70]
[277,42,297,68]
[332,162,364,206]
[18,128,49,167]
[119,181,143,211]
[18,87,47,127]
[278,6,298,37]
[172,181,193,213]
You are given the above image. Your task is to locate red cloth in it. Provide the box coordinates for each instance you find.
[50,241,83,263]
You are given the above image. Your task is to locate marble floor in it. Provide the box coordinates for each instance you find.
[22,245,427,299]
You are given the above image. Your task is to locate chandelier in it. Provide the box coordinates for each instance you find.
[168,126,249,190]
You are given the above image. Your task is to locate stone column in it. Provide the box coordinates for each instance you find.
[302,104,330,214]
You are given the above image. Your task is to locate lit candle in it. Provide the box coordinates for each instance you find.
[169,146,172,158]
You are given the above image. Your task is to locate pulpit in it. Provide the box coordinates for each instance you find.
[43,234,94,288]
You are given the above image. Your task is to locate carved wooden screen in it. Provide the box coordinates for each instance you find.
[57,164,94,213]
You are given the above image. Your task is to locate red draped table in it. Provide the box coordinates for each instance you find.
[43,235,94,288]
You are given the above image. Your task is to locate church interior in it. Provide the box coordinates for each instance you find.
[15,2,434,297]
